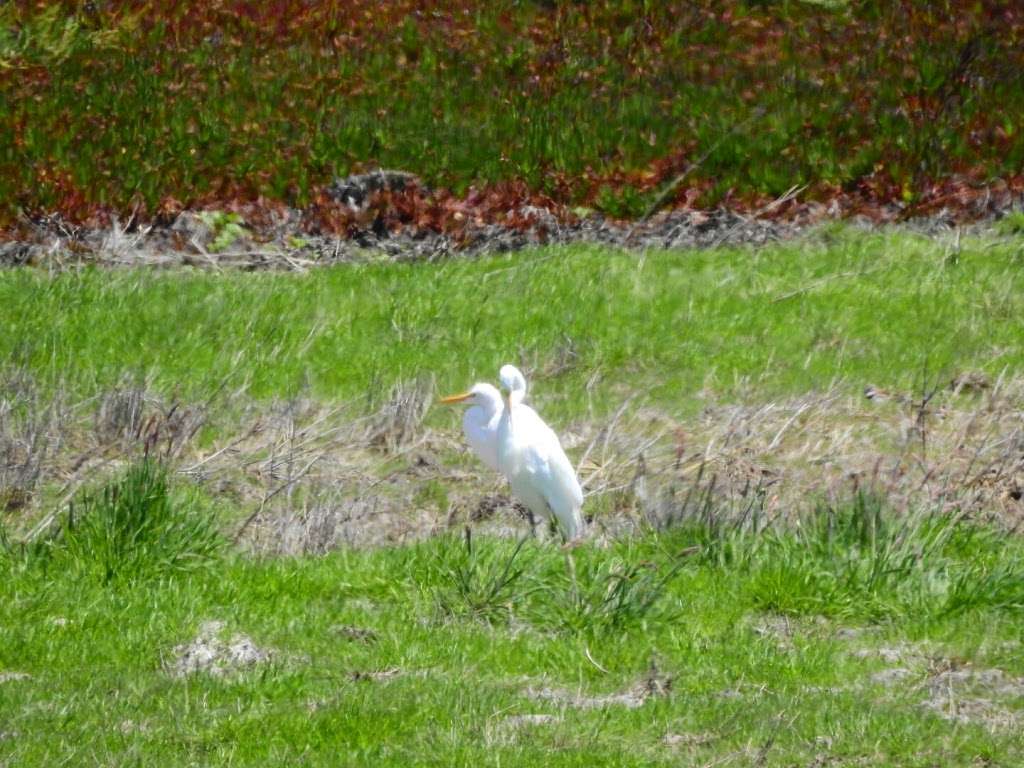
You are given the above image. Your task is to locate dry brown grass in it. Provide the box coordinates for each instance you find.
[571,374,1024,539]
[4,367,1024,550]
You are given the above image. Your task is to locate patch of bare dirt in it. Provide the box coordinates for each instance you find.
[856,644,1024,729]
[484,712,563,747]
[854,644,928,666]
[870,667,916,686]
[662,731,716,748]
[524,661,672,711]
[330,625,379,643]
[748,614,830,651]
[348,666,402,683]
[168,620,272,677]
[525,684,649,710]
[500,713,561,728]
[920,662,1024,729]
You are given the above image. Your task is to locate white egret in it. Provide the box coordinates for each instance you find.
[438,382,504,472]
[496,364,585,542]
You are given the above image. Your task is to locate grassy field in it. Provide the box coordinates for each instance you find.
[2,461,1023,766]
[1,1,1021,224]
[4,3,1024,764]
[4,230,1024,765]
[3,227,1023,419]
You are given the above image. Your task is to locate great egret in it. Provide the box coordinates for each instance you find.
[438,382,504,472]
[496,364,585,542]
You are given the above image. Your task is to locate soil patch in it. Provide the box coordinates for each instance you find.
[168,620,272,677]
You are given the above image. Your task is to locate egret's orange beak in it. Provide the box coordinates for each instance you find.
[439,391,472,405]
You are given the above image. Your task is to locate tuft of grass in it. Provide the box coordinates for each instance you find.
[434,529,536,623]
[45,459,223,584]
[196,211,250,253]
[661,490,1024,622]
[530,549,684,636]
[995,211,1024,236]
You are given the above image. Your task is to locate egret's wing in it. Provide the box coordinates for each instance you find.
[542,441,584,507]
[517,407,584,535]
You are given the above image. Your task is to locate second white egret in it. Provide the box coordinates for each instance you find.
[496,364,585,542]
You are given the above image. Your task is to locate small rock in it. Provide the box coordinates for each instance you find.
[326,170,420,209]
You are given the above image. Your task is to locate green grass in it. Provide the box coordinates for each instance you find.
[2,467,1023,766]
[44,459,223,584]
[1,1,1021,222]
[2,229,1023,422]
[4,229,1024,763]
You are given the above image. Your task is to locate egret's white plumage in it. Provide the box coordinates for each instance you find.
[439,382,503,471]
[496,365,585,542]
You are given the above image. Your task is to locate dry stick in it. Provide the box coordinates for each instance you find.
[626,106,767,248]
[955,420,1002,490]
[584,430,668,497]
[189,236,224,273]
[706,183,807,250]
[238,400,352,473]
[778,256,903,302]
[583,646,610,675]
[598,396,634,466]
[178,421,263,476]
[765,402,810,451]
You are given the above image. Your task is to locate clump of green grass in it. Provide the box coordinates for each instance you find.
[196,211,249,253]
[530,549,684,636]
[429,528,682,635]
[433,529,536,623]
[995,211,1024,236]
[42,459,223,583]
[664,490,1024,621]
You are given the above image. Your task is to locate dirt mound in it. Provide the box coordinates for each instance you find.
[169,620,272,677]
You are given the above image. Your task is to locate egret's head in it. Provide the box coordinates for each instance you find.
[499,364,527,409]
[499,365,526,394]
[439,382,502,410]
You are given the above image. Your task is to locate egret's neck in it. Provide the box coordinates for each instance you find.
[508,389,525,409]
[501,390,523,437]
